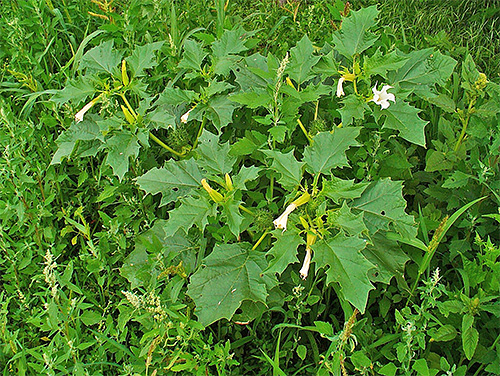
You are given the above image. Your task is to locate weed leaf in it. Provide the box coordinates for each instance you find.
[187,243,269,326]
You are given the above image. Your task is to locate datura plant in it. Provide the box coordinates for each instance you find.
[51,6,463,327]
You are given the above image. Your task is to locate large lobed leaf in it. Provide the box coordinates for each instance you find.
[313,233,374,313]
[187,243,270,326]
[79,40,122,74]
[352,179,417,238]
[136,159,203,206]
[265,230,304,275]
[376,100,428,147]
[304,129,360,175]
[286,35,321,85]
[331,6,379,58]
[262,149,305,190]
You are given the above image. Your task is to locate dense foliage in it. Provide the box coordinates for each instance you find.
[1,1,499,375]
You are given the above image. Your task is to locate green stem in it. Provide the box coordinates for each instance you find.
[454,99,475,152]
[297,118,313,144]
[252,231,269,250]
[191,116,206,151]
[149,132,184,157]
[352,55,358,95]
[312,172,321,197]
[238,204,254,216]
[120,93,137,119]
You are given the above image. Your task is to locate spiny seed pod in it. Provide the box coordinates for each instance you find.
[309,119,329,136]
[167,126,191,150]
[254,209,273,231]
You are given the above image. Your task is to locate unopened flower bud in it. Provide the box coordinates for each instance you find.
[201,179,224,203]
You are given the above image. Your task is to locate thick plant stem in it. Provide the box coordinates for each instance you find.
[149,132,184,157]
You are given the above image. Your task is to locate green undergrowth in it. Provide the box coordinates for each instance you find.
[1,1,499,375]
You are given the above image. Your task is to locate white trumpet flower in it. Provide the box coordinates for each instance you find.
[371,84,395,109]
[336,77,346,97]
[299,248,312,280]
[75,101,96,123]
[273,203,297,232]
[180,109,192,123]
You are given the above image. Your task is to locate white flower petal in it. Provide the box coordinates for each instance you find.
[336,77,345,98]
[273,203,297,232]
[371,84,396,110]
[74,101,95,123]
[180,109,192,123]
[299,248,312,280]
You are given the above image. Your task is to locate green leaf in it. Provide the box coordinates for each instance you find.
[178,39,207,71]
[51,117,103,164]
[136,159,203,206]
[390,49,457,93]
[80,311,103,326]
[379,363,397,376]
[212,27,251,58]
[51,76,96,105]
[262,149,305,190]
[363,49,408,78]
[281,83,331,103]
[430,324,457,342]
[155,87,199,106]
[232,165,261,190]
[442,171,471,189]
[462,313,478,360]
[230,89,271,109]
[376,100,428,147]
[203,80,235,98]
[80,40,122,74]
[196,131,237,176]
[147,105,176,129]
[304,129,360,175]
[351,352,372,369]
[265,230,304,275]
[339,95,370,126]
[461,54,480,89]
[426,94,456,113]
[363,231,409,284]
[164,195,215,236]
[187,243,269,326]
[322,176,369,204]
[331,6,379,58]
[313,234,374,313]
[230,131,267,156]
[221,198,244,237]
[104,131,140,181]
[233,53,270,91]
[313,50,339,76]
[205,95,239,132]
[425,150,454,172]
[127,41,164,77]
[327,202,368,236]
[287,35,321,85]
[412,359,432,376]
[120,220,196,288]
[352,179,416,238]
